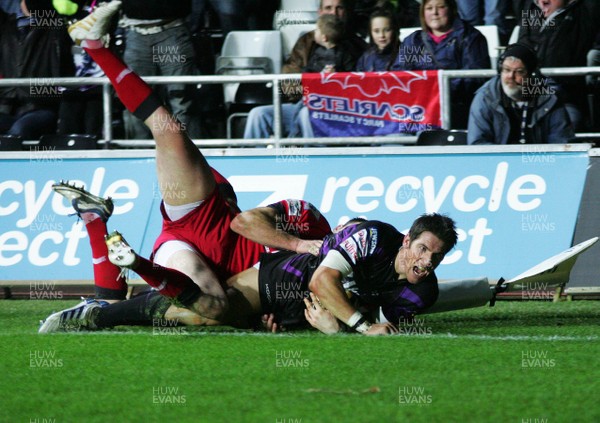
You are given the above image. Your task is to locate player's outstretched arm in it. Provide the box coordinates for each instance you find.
[231,207,322,255]
[309,266,398,336]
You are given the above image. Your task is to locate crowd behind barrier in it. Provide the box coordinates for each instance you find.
[0,67,599,148]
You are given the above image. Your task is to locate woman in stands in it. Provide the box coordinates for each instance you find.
[355,8,399,71]
[392,0,490,128]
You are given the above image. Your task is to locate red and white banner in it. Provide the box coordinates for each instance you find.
[302,70,442,137]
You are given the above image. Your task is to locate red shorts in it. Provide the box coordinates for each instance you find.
[153,170,331,283]
[153,187,265,284]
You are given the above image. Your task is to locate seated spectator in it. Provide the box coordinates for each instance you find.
[391,0,490,129]
[0,0,74,140]
[467,43,575,144]
[354,0,420,38]
[305,15,355,73]
[244,0,366,140]
[518,0,600,131]
[356,8,399,71]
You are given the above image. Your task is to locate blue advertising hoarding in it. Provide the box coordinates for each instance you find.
[0,145,590,282]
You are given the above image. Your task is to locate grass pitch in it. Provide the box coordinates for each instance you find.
[1,300,599,423]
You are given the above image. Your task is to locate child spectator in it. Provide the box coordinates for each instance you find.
[356,8,399,71]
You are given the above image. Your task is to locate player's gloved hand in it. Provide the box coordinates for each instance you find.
[303,292,341,334]
[296,239,323,256]
[363,322,399,336]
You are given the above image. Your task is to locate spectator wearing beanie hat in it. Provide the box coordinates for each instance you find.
[467,43,575,144]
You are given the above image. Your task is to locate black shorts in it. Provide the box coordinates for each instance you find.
[258,251,319,329]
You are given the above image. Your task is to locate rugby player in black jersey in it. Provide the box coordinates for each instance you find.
[226,213,458,335]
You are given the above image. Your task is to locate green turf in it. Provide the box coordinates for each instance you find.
[1,300,599,423]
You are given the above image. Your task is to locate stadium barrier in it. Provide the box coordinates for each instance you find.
[0,67,598,147]
[0,144,594,289]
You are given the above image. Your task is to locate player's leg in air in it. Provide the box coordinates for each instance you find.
[67,1,226,319]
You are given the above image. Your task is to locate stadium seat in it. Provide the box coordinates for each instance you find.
[227,82,273,139]
[227,113,249,139]
[399,27,419,42]
[474,25,500,69]
[216,31,282,104]
[508,25,520,45]
[0,134,23,151]
[280,24,314,60]
[416,129,468,146]
[280,0,319,11]
[273,10,318,30]
[38,134,99,150]
[217,31,282,73]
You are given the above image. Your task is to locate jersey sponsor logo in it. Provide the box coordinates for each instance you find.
[341,229,370,264]
[342,237,358,264]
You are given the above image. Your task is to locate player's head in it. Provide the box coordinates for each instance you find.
[401,213,457,284]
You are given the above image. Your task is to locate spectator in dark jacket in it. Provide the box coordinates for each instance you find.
[391,0,490,128]
[356,8,399,71]
[0,0,74,140]
[518,0,600,130]
[305,14,355,73]
[468,43,575,144]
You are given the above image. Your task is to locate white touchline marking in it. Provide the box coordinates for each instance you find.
[59,331,600,341]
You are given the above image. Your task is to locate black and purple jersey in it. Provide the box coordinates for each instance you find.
[321,220,438,320]
[258,220,439,326]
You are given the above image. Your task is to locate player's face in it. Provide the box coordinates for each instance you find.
[399,231,446,284]
[320,0,346,20]
[371,17,393,51]
[535,0,565,18]
[423,0,451,35]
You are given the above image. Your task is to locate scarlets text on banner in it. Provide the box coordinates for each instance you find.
[302,70,442,137]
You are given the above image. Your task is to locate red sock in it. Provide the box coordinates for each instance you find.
[86,218,127,300]
[83,41,162,121]
[133,256,201,306]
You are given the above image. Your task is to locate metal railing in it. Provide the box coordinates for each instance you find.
[1,66,599,148]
